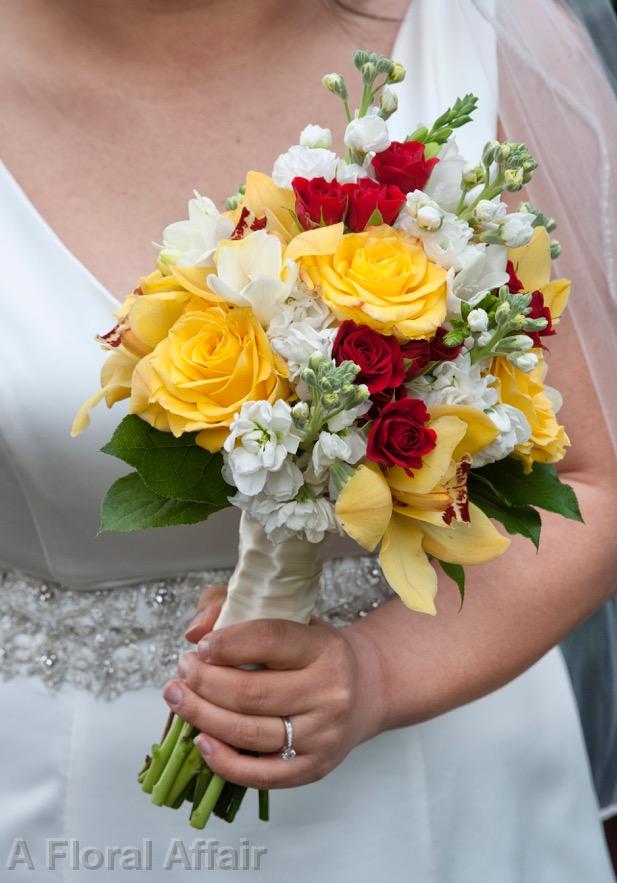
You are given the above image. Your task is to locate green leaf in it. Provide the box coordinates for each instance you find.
[99,472,223,533]
[438,561,466,605]
[365,208,384,227]
[469,482,542,550]
[472,459,583,522]
[101,415,232,506]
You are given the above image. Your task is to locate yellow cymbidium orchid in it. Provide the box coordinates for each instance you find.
[335,408,510,615]
[508,227,570,320]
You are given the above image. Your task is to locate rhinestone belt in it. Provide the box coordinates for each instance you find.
[0,559,393,700]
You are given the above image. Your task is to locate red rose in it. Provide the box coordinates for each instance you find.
[506,260,524,293]
[527,290,555,348]
[292,176,347,230]
[333,321,405,393]
[367,397,436,474]
[371,141,439,194]
[367,385,408,420]
[342,178,406,232]
[428,327,463,362]
[400,327,462,379]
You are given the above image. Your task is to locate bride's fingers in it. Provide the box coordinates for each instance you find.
[167,655,312,717]
[198,618,326,670]
[193,732,324,790]
[161,681,303,753]
[185,585,227,643]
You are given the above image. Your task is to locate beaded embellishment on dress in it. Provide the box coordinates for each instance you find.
[0,559,393,699]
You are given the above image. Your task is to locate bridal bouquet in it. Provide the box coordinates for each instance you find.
[72,49,581,828]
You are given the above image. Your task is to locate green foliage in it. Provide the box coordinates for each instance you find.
[438,561,466,604]
[469,458,582,549]
[99,416,232,532]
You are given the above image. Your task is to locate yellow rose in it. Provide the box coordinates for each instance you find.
[492,355,569,472]
[309,225,447,340]
[71,272,194,436]
[130,303,289,452]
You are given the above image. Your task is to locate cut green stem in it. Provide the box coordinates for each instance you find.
[141,714,184,794]
[190,774,226,829]
[151,721,197,806]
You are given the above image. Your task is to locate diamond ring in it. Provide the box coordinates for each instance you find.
[280,716,296,760]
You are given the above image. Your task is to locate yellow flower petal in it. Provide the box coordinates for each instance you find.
[169,266,225,303]
[541,278,570,320]
[427,405,499,458]
[379,513,438,615]
[242,171,297,241]
[508,226,551,292]
[195,427,230,453]
[419,502,510,565]
[387,416,467,496]
[335,463,393,552]
[285,223,344,262]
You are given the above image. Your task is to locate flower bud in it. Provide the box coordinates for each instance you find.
[482,140,500,165]
[507,352,539,372]
[323,392,340,408]
[354,384,370,402]
[299,124,332,150]
[550,240,562,259]
[462,162,485,187]
[322,73,348,101]
[353,50,371,70]
[504,167,524,191]
[361,62,377,83]
[467,308,489,332]
[500,334,534,353]
[301,368,316,386]
[387,61,406,83]
[292,401,310,422]
[495,302,511,325]
[416,205,443,231]
[379,86,398,119]
[376,56,394,75]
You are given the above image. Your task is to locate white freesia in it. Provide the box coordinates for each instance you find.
[473,404,532,468]
[448,244,509,313]
[223,401,302,496]
[344,107,391,155]
[158,192,234,268]
[299,124,332,149]
[424,139,466,211]
[467,308,489,332]
[335,159,371,184]
[272,145,339,189]
[501,212,536,248]
[232,493,337,544]
[311,429,367,478]
[207,230,298,326]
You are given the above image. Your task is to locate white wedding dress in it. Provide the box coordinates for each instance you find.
[0,1,614,880]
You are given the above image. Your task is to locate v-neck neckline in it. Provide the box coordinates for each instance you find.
[0,6,415,308]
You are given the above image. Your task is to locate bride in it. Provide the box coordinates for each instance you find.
[1,0,616,879]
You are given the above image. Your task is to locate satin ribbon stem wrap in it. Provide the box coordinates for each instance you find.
[213,512,327,631]
[141,512,327,828]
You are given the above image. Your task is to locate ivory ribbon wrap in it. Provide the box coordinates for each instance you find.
[213,512,327,631]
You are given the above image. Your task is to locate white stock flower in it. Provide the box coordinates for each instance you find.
[233,494,337,544]
[407,353,499,411]
[262,459,305,501]
[299,124,333,150]
[473,404,531,468]
[207,230,298,326]
[501,212,536,248]
[326,400,371,432]
[223,401,302,496]
[159,193,234,268]
[398,191,476,272]
[311,429,367,478]
[467,308,489,332]
[344,108,391,155]
[267,288,335,377]
[272,145,339,189]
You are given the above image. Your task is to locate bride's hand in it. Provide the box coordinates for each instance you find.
[162,619,386,789]
[184,584,227,644]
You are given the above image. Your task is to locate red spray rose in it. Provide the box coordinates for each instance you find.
[367,397,436,474]
[367,385,408,420]
[333,321,406,393]
[506,260,524,293]
[526,290,555,348]
[371,141,439,194]
[401,327,462,379]
[342,178,406,232]
[292,176,347,229]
